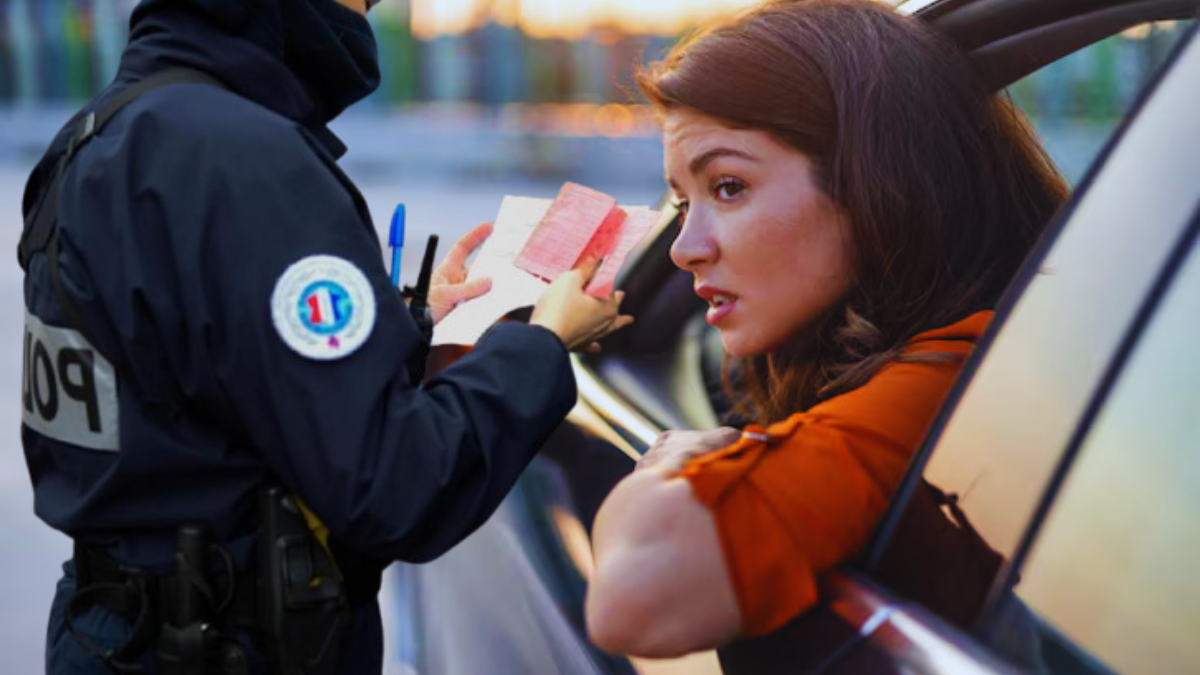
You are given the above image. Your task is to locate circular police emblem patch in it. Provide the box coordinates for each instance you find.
[271,256,376,360]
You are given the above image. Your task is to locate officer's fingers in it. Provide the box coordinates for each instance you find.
[582,314,631,348]
[605,315,635,334]
[433,266,464,286]
[448,276,493,304]
[570,317,613,351]
[570,341,604,355]
[597,293,627,324]
[446,222,494,270]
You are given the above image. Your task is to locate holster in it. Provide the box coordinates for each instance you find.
[256,486,350,675]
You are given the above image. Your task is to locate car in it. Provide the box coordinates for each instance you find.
[566,1,1200,673]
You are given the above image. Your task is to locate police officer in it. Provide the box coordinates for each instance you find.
[19,0,630,672]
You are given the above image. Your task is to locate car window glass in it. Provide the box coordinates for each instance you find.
[989,231,1200,675]
[1009,20,1194,184]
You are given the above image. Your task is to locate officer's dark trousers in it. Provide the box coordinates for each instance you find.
[47,562,385,674]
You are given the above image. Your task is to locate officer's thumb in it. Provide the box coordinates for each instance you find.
[573,255,604,286]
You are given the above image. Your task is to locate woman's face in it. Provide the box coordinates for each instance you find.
[664,107,853,358]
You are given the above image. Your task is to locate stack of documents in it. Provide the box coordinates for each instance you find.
[433,183,660,346]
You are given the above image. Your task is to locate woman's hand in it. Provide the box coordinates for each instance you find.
[530,257,633,352]
[429,222,494,325]
[637,427,742,473]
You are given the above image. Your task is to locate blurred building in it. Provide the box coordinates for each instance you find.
[424,33,472,103]
[1011,26,1183,121]
[0,0,1185,124]
[572,34,608,103]
[525,37,574,104]
[368,0,420,106]
[471,18,528,105]
[0,0,681,109]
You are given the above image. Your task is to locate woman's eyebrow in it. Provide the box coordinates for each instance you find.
[665,147,758,190]
[689,147,757,175]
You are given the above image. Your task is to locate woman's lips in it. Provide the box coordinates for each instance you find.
[697,286,739,326]
[706,300,737,325]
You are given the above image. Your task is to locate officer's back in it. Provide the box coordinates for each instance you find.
[19,1,626,672]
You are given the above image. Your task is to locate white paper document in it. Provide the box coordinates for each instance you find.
[433,197,551,346]
[432,196,651,346]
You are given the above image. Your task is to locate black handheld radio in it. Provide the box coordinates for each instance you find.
[403,234,439,383]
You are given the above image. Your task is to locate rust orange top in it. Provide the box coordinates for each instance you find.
[680,311,992,636]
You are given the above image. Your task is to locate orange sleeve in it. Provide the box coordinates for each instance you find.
[680,345,971,636]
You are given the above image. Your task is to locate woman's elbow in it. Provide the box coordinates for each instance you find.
[585,581,637,655]
[585,579,703,658]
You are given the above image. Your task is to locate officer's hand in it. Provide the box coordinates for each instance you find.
[530,256,633,352]
[429,222,494,325]
[637,427,742,473]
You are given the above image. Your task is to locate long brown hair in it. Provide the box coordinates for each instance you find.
[638,0,1068,422]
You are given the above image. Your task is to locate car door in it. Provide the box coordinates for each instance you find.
[817,16,1200,675]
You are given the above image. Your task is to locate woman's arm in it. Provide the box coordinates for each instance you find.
[586,465,741,658]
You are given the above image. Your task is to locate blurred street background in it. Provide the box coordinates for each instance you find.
[0,1,1187,673]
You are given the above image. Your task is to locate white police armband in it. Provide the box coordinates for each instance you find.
[23,310,120,451]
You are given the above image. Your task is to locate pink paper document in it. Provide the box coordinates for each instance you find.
[585,209,660,296]
[515,183,621,283]
[514,182,657,298]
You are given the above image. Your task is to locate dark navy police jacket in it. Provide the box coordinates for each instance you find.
[20,0,576,583]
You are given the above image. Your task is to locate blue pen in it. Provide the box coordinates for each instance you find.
[388,203,405,286]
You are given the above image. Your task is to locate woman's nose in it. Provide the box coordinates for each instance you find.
[669,210,718,271]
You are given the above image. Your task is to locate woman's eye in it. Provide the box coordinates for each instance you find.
[712,179,746,200]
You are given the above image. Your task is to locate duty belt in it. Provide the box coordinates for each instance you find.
[69,542,258,673]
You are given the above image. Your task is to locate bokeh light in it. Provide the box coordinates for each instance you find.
[410,0,765,39]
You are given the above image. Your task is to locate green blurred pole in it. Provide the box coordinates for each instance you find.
[65,0,94,101]
[370,2,419,107]
[387,15,419,105]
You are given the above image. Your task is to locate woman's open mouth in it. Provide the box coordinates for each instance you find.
[704,293,738,326]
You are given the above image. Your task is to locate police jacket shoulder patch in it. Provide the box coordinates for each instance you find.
[271,255,376,361]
